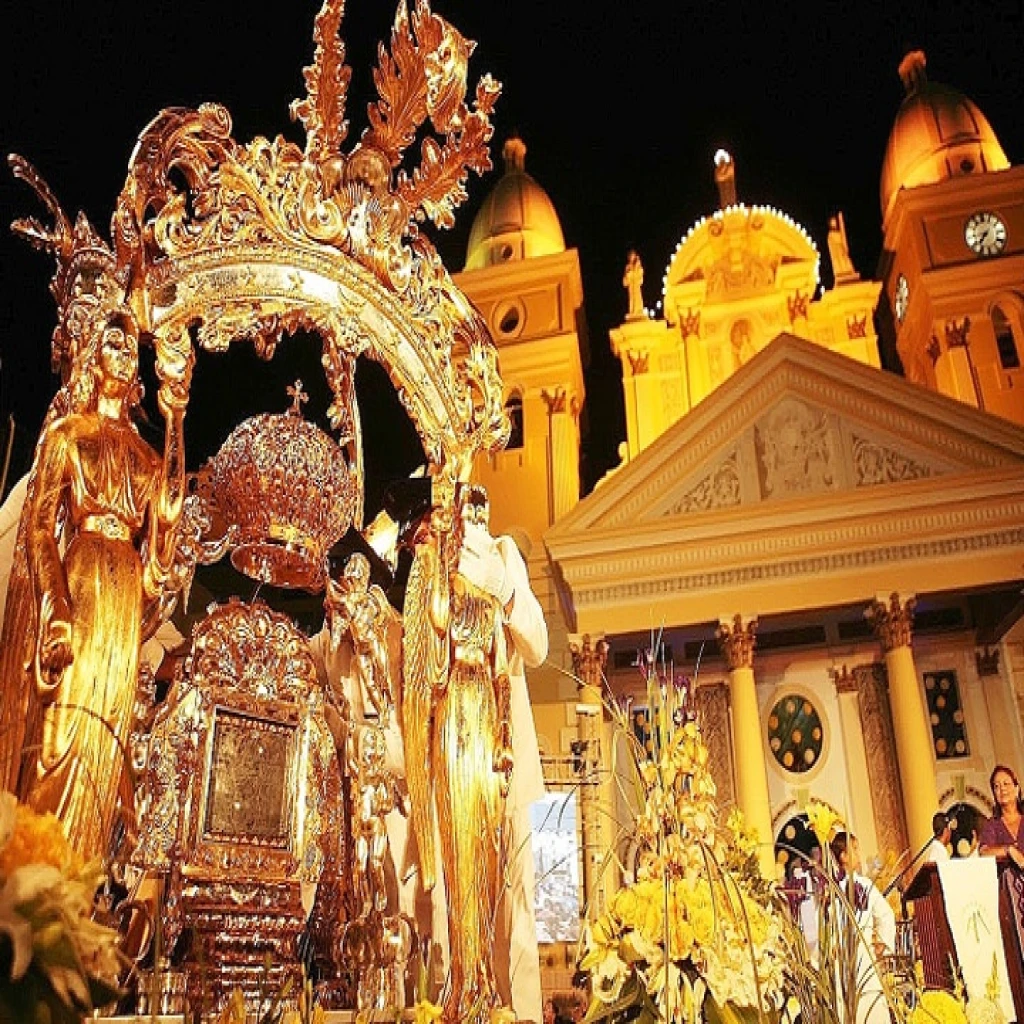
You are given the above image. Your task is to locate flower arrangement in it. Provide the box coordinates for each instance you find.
[0,790,123,1023]
[578,648,787,1024]
[906,959,1007,1024]
[780,801,904,1024]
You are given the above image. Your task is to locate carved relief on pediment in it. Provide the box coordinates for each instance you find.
[706,253,777,299]
[664,452,742,515]
[852,435,933,487]
[755,397,837,498]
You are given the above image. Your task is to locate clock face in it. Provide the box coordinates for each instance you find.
[895,274,909,324]
[964,211,1007,256]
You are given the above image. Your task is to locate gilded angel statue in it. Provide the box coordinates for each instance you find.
[4,311,187,860]
[0,157,189,860]
[325,551,397,726]
[402,483,512,1024]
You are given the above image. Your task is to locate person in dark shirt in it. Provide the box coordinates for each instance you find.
[978,764,1024,869]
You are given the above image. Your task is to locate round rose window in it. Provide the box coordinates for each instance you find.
[767,693,824,774]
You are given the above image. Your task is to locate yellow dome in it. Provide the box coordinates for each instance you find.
[464,138,566,270]
[881,51,1009,226]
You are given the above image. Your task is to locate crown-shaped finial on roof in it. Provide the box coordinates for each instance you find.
[503,137,526,173]
[898,50,928,96]
[713,148,737,208]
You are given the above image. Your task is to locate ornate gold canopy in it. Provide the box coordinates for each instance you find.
[106,0,509,500]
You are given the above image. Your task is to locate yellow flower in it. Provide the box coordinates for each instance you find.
[966,998,1005,1024]
[910,990,968,1024]
[490,1007,517,1024]
[691,905,715,945]
[0,802,82,877]
[667,912,695,961]
[805,801,844,847]
[592,949,630,1004]
[612,886,640,927]
[580,915,622,972]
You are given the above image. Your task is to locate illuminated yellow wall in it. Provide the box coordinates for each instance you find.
[879,167,1024,427]
[610,171,881,461]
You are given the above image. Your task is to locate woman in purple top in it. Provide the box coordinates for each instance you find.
[978,764,1024,869]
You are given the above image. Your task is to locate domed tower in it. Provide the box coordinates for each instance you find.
[465,137,567,268]
[454,137,587,549]
[454,138,588,699]
[877,51,1024,425]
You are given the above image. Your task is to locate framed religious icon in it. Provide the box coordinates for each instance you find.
[202,709,297,846]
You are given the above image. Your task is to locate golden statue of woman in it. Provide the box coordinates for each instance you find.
[0,308,187,861]
[403,484,512,1024]
[0,158,190,862]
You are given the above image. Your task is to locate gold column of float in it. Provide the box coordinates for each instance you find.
[570,634,611,917]
[830,665,881,857]
[716,615,776,879]
[866,592,938,854]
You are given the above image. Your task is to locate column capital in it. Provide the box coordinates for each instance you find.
[678,307,701,339]
[627,349,650,375]
[716,614,758,671]
[568,633,610,693]
[540,386,568,414]
[976,646,1000,678]
[830,663,859,694]
[865,592,916,653]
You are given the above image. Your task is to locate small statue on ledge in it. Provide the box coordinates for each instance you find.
[623,249,646,320]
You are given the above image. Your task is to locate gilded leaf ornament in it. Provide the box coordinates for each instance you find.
[290,0,352,161]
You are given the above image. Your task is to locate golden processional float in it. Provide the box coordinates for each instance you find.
[0,0,516,1018]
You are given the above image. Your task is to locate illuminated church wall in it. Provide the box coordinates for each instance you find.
[460,50,1024,934]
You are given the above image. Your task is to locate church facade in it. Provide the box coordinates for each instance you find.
[456,50,1024,984]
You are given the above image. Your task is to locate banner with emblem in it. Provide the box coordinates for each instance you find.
[937,859,1015,1019]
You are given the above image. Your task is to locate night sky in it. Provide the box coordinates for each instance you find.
[2,0,1022,501]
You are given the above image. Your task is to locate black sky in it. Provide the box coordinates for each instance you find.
[2,0,1022,498]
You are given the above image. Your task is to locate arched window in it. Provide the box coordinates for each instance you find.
[992,305,1021,370]
[504,392,524,450]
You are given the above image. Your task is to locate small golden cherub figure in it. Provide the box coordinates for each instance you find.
[350,724,408,921]
[325,552,396,727]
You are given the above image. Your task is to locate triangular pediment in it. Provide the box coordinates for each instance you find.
[555,333,1024,533]
[545,334,1024,633]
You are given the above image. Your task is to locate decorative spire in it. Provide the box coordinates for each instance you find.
[713,149,737,208]
[898,50,928,96]
[503,136,526,173]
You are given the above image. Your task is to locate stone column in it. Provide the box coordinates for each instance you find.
[716,614,775,878]
[935,317,984,410]
[831,664,880,857]
[678,307,701,411]
[977,647,1020,771]
[865,592,938,854]
[569,634,611,916]
[541,387,581,524]
[626,350,657,456]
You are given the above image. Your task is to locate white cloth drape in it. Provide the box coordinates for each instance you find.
[937,858,1015,1021]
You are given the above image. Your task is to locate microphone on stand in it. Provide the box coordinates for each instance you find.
[883,816,956,901]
